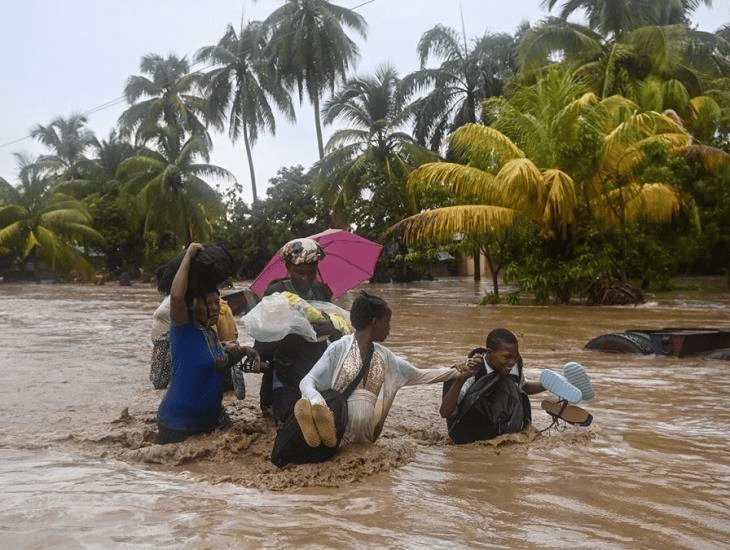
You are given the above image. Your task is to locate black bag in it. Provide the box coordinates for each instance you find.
[444,350,532,444]
[155,243,235,297]
[270,346,373,468]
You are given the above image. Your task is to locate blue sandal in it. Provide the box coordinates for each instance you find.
[540,369,582,403]
[563,362,595,401]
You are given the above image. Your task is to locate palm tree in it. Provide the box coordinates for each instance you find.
[541,0,713,39]
[116,125,231,247]
[30,114,97,179]
[119,53,210,147]
[196,21,295,202]
[518,15,729,141]
[262,0,368,160]
[0,154,103,275]
[55,130,136,199]
[387,71,698,295]
[400,25,518,151]
[316,63,436,228]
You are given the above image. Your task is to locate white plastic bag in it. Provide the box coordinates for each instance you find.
[243,293,317,342]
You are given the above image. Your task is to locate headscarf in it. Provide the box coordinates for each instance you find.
[280,238,325,265]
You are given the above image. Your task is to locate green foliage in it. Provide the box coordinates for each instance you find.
[480,292,500,305]
[316,64,436,226]
[119,53,210,148]
[401,25,518,150]
[374,240,452,283]
[263,0,368,159]
[212,166,328,278]
[4,7,728,288]
[196,21,295,202]
[86,188,148,275]
[117,125,229,248]
[504,234,616,303]
[0,154,103,276]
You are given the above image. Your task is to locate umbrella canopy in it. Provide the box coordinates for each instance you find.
[250,229,383,299]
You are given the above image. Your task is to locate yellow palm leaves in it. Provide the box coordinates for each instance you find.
[390,123,580,243]
[389,205,518,246]
[388,92,700,248]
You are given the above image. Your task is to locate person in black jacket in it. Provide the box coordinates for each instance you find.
[256,237,342,426]
[440,328,545,443]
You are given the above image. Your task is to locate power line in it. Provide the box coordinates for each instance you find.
[0,0,378,153]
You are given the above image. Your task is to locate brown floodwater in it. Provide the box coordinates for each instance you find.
[1,278,729,548]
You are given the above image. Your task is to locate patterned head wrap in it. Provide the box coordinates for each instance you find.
[280,238,325,265]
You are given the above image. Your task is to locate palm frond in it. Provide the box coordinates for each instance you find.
[449,124,524,169]
[541,168,578,238]
[384,205,520,244]
[0,221,24,246]
[406,162,498,203]
[494,158,545,213]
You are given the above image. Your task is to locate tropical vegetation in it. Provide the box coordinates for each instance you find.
[1,0,728,303]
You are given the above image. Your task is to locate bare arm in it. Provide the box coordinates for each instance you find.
[170,242,203,325]
[524,381,545,395]
[439,373,471,418]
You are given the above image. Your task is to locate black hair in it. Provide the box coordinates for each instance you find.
[486,328,518,350]
[186,285,219,311]
[350,291,390,330]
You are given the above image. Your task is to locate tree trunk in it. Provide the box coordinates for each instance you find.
[473,252,481,281]
[313,93,325,161]
[242,122,258,202]
[484,246,499,298]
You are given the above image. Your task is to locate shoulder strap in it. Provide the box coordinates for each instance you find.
[341,342,374,399]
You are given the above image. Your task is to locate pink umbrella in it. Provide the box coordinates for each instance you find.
[250,229,383,299]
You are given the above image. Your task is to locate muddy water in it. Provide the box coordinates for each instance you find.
[1,279,729,548]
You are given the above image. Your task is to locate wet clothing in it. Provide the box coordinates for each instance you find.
[150,296,237,391]
[300,334,460,444]
[457,359,526,403]
[444,357,531,444]
[151,296,171,340]
[157,322,226,441]
[255,279,335,424]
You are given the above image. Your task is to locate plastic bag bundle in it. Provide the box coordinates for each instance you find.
[243,292,351,342]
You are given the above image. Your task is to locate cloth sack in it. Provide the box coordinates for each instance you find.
[150,333,172,389]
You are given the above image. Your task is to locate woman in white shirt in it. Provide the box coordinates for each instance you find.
[297,292,467,448]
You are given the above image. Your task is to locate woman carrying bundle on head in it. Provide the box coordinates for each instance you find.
[271,291,471,466]
[156,242,258,445]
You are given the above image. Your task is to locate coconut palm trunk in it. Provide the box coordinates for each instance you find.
[313,93,325,161]
[242,121,258,202]
[484,246,500,296]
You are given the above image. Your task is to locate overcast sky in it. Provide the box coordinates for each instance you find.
[1,0,728,203]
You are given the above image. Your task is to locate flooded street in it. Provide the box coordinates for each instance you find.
[1,279,729,548]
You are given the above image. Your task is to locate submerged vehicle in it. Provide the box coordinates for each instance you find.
[585,328,730,358]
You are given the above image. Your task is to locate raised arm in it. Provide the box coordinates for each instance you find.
[170,243,203,325]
